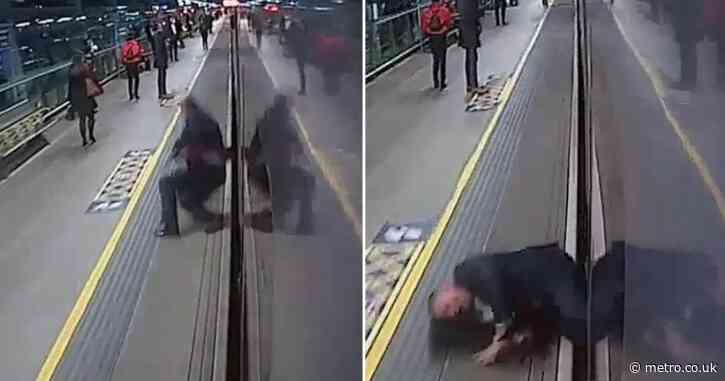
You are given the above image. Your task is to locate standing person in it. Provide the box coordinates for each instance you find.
[285,18,309,95]
[121,33,144,101]
[458,0,482,101]
[145,20,155,53]
[168,17,180,62]
[153,24,170,101]
[421,0,453,91]
[669,0,705,91]
[175,15,185,48]
[494,0,507,26]
[253,10,264,49]
[155,97,228,237]
[67,55,102,147]
[199,11,210,50]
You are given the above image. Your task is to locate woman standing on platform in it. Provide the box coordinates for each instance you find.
[67,55,103,147]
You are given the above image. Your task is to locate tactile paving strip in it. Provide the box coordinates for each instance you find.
[365,243,420,337]
[0,107,49,157]
[87,148,153,213]
[466,75,509,112]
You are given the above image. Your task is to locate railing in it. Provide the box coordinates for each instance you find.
[366,6,425,73]
[0,36,153,158]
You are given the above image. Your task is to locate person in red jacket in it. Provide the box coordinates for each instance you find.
[422,0,453,91]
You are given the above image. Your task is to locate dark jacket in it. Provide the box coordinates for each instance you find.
[173,105,226,181]
[153,32,169,68]
[286,21,308,59]
[668,0,705,43]
[458,18,481,48]
[67,63,99,115]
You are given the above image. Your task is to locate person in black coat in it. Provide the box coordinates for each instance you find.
[668,0,705,90]
[155,97,228,237]
[458,14,482,96]
[67,55,102,146]
[153,24,170,101]
[285,18,309,95]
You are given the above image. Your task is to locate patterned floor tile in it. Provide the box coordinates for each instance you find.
[87,149,153,213]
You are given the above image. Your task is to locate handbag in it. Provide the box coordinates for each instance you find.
[85,77,102,97]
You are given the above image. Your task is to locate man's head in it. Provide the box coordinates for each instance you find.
[429,283,473,319]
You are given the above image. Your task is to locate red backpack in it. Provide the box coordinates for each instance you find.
[429,10,443,32]
[122,40,142,64]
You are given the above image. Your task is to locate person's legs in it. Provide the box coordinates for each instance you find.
[440,47,447,89]
[432,50,441,88]
[495,2,502,25]
[87,113,96,142]
[132,68,140,99]
[256,31,262,49]
[472,49,479,88]
[296,56,306,94]
[160,67,168,97]
[679,41,697,89]
[79,112,87,145]
[157,173,182,236]
[501,0,507,24]
[157,68,164,99]
[126,65,134,100]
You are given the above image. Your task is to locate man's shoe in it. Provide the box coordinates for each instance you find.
[440,83,448,92]
[155,226,180,237]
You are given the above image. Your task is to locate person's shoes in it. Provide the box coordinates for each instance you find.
[82,139,88,147]
[299,88,306,95]
[465,90,475,104]
[90,136,96,144]
[440,83,448,92]
[154,224,180,237]
[503,21,508,25]
[135,95,141,101]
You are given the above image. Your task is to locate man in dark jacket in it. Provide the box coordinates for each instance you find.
[153,24,170,101]
[285,18,309,95]
[668,0,705,90]
[422,0,453,91]
[457,0,482,100]
[430,244,588,365]
[155,97,229,237]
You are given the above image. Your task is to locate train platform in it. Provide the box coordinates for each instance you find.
[0,19,231,381]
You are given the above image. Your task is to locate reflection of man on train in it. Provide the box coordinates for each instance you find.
[283,17,309,95]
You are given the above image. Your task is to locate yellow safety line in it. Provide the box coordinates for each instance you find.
[364,4,552,378]
[612,12,725,224]
[364,242,424,354]
[35,110,180,381]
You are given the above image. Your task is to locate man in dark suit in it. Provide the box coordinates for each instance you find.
[153,24,170,101]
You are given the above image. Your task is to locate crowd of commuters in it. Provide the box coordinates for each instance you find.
[66,7,216,148]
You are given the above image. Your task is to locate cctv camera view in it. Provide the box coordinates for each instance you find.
[365,0,725,381]
[0,0,361,380]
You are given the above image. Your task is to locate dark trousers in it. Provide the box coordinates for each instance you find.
[159,168,223,230]
[157,67,168,98]
[296,56,306,92]
[201,32,209,50]
[679,41,697,88]
[126,63,140,99]
[256,30,263,49]
[495,0,507,25]
[169,41,179,61]
[431,36,447,87]
[465,48,479,89]
[78,112,95,142]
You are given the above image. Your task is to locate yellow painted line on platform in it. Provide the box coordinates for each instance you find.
[364,4,553,380]
[613,12,725,225]
[35,23,223,381]
[35,111,180,381]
